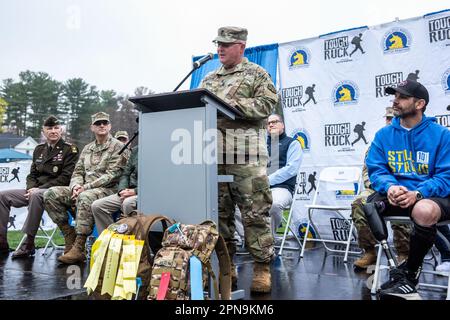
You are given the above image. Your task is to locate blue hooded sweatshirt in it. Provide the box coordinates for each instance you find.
[367,115,450,198]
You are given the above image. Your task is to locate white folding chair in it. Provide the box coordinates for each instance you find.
[276,206,304,256]
[277,175,304,255]
[15,225,64,256]
[370,216,450,300]
[299,166,363,262]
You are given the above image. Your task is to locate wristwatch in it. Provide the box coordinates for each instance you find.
[415,191,424,201]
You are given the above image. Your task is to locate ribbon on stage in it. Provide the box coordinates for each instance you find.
[190,255,204,300]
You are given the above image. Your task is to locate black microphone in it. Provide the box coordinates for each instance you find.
[193,53,214,69]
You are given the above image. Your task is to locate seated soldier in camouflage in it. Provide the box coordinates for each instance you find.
[44,112,129,264]
[0,116,79,258]
[91,145,138,234]
[114,130,129,144]
[351,107,411,269]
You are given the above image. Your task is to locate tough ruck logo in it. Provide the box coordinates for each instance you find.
[281,86,304,111]
[375,70,420,98]
[435,114,450,128]
[325,121,368,152]
[281,84,317,112]
[324,35,350,61]
[291,129,311,152]
[323,31,366,63]
[382,28,412,54]
[330,218,356,242]
[332,81,359,106]
[0,167,10,183]
[288,47,311,69]
[375,72,404,98]
[428,14,450,44]
[296,171,316,200]
[324,122,352,149]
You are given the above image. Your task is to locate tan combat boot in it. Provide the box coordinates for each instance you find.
[59,224,76,254]
[250,262,271,293]
[58,235,87,264]
[354,248,377,269]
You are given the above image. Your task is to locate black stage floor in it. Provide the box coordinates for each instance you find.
[0,242,448,300]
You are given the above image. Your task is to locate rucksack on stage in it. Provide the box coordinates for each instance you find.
[148,220,232,300]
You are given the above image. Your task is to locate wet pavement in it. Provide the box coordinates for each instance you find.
[0,242,448,300]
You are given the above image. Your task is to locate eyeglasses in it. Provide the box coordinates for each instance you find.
[267,120,281,126]
[215,42,241,48]
[93,120,109,126]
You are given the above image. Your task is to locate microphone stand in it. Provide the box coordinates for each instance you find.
[120,59,207,155]
[173,64,201,92]
[119,130,138,155]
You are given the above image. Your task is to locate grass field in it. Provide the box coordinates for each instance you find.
[7,229,65,250]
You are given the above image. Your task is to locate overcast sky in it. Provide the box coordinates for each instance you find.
[1,0,448,96]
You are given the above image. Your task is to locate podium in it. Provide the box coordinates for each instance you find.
[129,88,245,299]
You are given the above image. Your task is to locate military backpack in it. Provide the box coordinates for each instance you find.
[148,220,232,300]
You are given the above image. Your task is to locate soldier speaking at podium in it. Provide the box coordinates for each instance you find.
[200,26,278,293]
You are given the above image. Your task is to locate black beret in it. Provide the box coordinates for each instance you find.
[43,115,61,127]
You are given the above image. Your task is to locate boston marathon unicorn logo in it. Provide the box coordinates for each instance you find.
[298,221,317,240]
[442,68,450,95]
[332,81,359,106]
[291,129,311,152]
[338,87,352,102]
[382,28,412,54]
[288,47,311,69]
[389,34,404,49]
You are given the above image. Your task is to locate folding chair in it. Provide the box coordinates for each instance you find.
[370,217,450,300]
[277,174,305,255]
[15,225,64,256]
[299,166,363,262]
[14,209,78,257]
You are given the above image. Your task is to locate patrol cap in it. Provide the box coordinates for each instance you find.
[213,26,248,44]
[384,107,394,118]
[91,112,110,125]
[385,80,429,106]
[114,131,129,139]
[43,115,62,127]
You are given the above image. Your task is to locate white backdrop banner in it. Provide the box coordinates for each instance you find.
[0,160,56,233]
[278,10,450,240]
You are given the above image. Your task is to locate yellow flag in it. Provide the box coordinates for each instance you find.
[100,234,123,296]
[84,229,113,295]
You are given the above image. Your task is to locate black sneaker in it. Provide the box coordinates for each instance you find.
[378,268,421,300]
[380,261,413,290]
[380,267,407,290]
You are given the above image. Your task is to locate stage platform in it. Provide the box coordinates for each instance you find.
[0,242,447,300]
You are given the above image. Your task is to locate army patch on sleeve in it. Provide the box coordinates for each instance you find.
[71,146,78,153]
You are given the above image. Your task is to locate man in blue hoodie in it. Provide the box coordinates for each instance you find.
[366,80,450,300]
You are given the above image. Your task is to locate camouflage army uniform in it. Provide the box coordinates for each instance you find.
[351,149,411,256]
[44,135,129,236]
[200,57,278,263]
